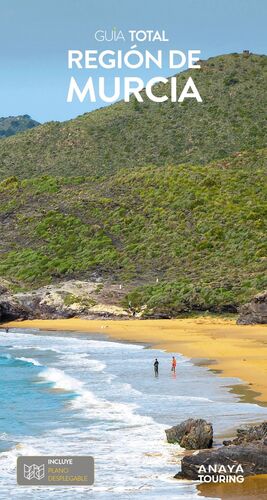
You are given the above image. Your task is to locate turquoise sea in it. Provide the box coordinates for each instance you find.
[1,328,267,499]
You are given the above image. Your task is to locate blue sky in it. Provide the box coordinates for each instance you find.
[0,0,266,122]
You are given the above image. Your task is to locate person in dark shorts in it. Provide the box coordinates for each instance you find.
[154,358,159,377]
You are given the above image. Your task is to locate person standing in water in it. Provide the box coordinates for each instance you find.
[171,356,177,373]
[154,358,159,377]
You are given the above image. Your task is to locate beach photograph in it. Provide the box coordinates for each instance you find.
[0,0,266,498]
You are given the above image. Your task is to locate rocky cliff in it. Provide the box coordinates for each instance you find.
[0,280,129,322]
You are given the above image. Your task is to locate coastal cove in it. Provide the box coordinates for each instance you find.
[1,320,267,499]
[4,316,267,404]
[0,0,265,496]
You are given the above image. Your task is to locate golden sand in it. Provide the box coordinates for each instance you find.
[198,474,267,499]
[4,316,267,404]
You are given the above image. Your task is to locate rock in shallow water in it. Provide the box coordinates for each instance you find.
[165,418,213,449]
[175,442,267,480]
[223,421,267,446]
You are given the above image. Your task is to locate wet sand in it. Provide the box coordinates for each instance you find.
[3,316,267,404]
[198,474,267,499]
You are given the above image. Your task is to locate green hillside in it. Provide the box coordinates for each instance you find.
[0,115,39,139]
[0,53,266,180]
[0,149,266,314]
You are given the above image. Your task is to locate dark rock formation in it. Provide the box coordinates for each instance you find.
[165,418,213,450]
[237,290,267,324]
[223,421,267,446]
[0,298,29,321]
[0,279,29,321]
[175,442,267,480]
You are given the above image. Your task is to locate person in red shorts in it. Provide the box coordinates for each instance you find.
[171,356,177,373]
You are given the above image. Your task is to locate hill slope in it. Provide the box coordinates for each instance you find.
[0,115,40,139]
[0,53,266,180]
[0,149,266,314]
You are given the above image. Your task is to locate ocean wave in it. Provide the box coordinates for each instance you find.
[38,367,154,427]
[119,382,142,396]
[0,442,39,477]
[15,356,42,366]
[38,367,84,391]
[77,338,144,350]
[59,353,106,372]
[0,353,42,367]
[84,359,106,371]
[150,394,213,402]
[0,433,9,441]
[9,345,61,353]
[71,391,154,426]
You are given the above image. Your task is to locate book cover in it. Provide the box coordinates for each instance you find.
[0,0,266,498]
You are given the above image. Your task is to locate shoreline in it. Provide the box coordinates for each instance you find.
[3,316,267,499]
[3,316,267,405]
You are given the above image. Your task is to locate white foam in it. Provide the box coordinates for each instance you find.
[60,353,106,372]
[119,382,142,396]
[72,338,143,350]
[38,367,84,391]
[84,359,106,371]
[38,367,154,427]
[11,345,60,352]
[0,443,40,478]
[71,391,154,426]
[0,353,42,366]
[159,395,213,402]
[0,433,9,441]
[0,354,11,360]
[15,356,42,366]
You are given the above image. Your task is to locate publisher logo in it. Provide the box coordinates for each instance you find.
[197,464,244,484]
[17,456,94,486]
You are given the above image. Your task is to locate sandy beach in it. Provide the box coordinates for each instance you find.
[3,316,267,404]
[3,316,267,499]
